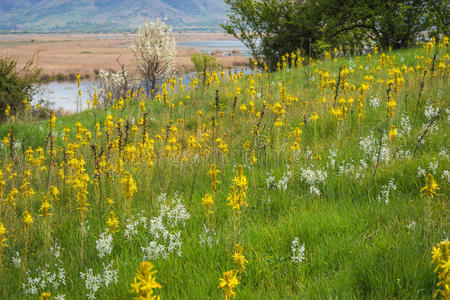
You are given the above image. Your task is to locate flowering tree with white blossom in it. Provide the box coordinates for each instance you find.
[131,19,177,98]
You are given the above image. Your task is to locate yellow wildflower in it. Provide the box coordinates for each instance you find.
[107,211,119,234]
[420,173,439,198]
[218,270,239,300]
[233,244,248,273]
[131,261,161,300]
[22,211,33,228]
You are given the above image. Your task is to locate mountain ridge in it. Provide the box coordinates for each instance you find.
[0,0,228,32]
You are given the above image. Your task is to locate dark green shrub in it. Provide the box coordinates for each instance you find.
[0,55,41,122]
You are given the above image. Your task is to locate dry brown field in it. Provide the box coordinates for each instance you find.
[0,32,248,79]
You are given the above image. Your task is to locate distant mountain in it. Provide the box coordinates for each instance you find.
[0,0,228,32]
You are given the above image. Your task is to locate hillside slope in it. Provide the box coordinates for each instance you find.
[0,0,228,31]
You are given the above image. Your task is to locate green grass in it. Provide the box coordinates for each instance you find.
[0,45,448,299]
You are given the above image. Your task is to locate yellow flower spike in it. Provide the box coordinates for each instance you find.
[201,193,214,215]
[4,105,10,116]
[139,101,146,112]
[243,141,250,151]
[49,186,59,202]
[22,211,33,228]
[107,211,119,234]
[218,270,239,300]
[431,240,450,298]
[274,118,283,127]
[420,174,439,198]
[40,292,51,300]
[250,151,257,165]
[131,261,161,300]
[5,188,19,206]
[233,244,248,273]
[388,126,397,143]
[38,197,53,218]
[208,164,221,192]
[227,165,248,211]
[0,222,7,248]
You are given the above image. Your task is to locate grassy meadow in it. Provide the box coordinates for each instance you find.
[0,40,449,299]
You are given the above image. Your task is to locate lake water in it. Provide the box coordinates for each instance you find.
[178,40,248,56]
[35,73,196,112]
[34,39,250,112]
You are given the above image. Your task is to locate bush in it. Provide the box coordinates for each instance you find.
[190,52,222,86]
[92,69,140,107]
[0,55,41,122]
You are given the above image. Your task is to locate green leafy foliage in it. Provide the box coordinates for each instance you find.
[190,52,222,86]
[222,0,444,69]
[0,55,41,122]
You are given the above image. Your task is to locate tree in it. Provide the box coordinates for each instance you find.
[131,19,177,98]
[222,0,440,69]
[0,55,41,122]
[222,0,363,69]
[371,0,429,49]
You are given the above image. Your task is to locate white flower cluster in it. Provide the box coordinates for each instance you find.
[407,221,416,230]
[394,147,411,160]
[291,237,305,263]
[265,166,293,191]
[96,232,113,259]
[424,101,440,120]
[199,224,219,248]
[135,193,190,260]
[417,159,440,178]
[159,193,190,227]
[399,114,411,136]
[359,132,391,165]
[327,148,337,169]
[338,160,355,176]
[11,251,22,268]
[442,170,450,183]
[22,264,66,296]
[80,262,118,300]
[429,160,439,174]
[369,96,380,108]
[439,147,448,160]
[50,240,61,259]
[300,167,327,196]
[124,212,148,240]
[377,178,397,204]
[417,166,426,178]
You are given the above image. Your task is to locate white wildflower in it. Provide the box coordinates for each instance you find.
[199,224,219,248]
[429,160,439,174]
[96,232,113,259]
[291,237,305,263]
[407,221,416,230]
[377,178,396,205]
[442,170,450,183]
[417,166,426,178]
[369,96,380,108]
[12,251,22,268]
